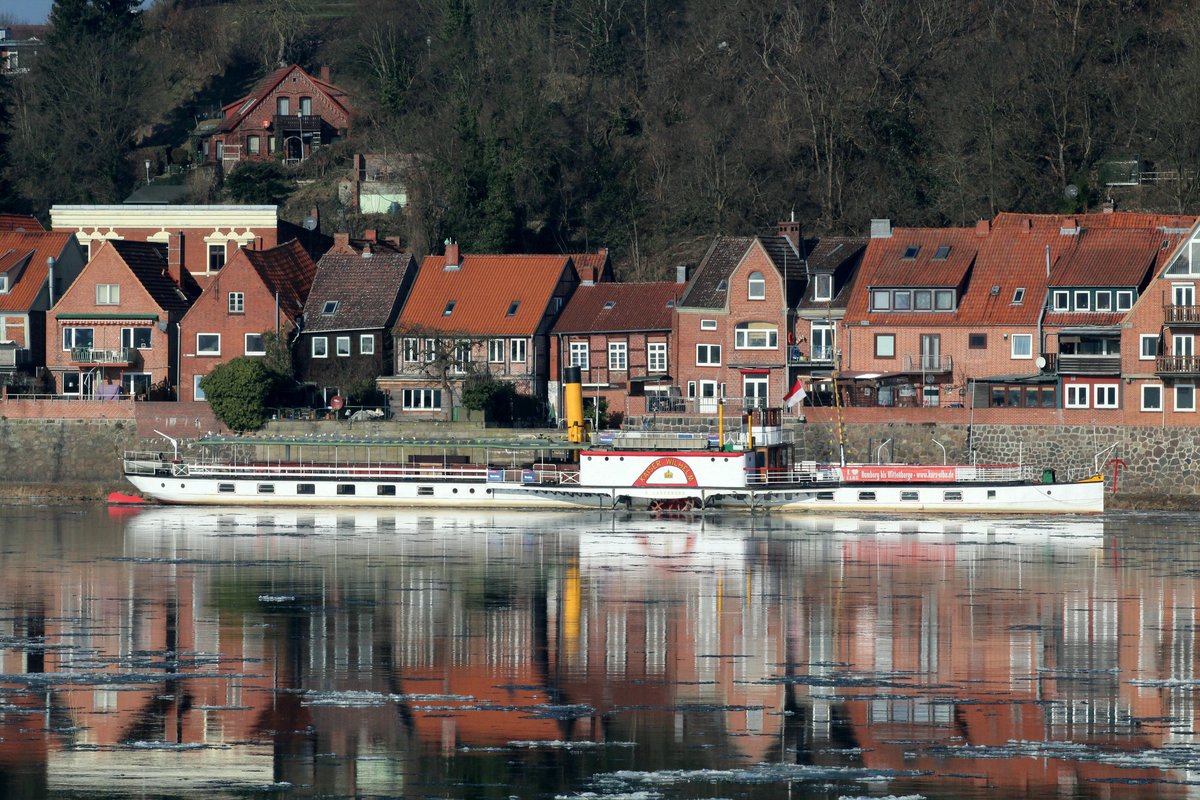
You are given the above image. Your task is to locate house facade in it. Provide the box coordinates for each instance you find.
[672,232,799,413]
[50,205,280,286]
[380,244,578,421]
[295,246,416,407]
[45,239,200,398]
[201,65,351,168]
[0,231,87,386]
[551,281,682,419]
[789,235,867,405]
[179,240,317,402]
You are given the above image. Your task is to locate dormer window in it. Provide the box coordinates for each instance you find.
[322,300,339,315]
[902,245,921,259]
[813,273,832,301]
[0,275,8,293]
[747,271,765,300]
[933,245,951,260]
[443,300,456,316]
[506,300,520,316]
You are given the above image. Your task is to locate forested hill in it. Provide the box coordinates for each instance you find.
[4,0,1200,278]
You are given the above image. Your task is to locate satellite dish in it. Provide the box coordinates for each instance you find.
[1035,356,1047,369]
[1064,184,1080,199]
[302,217,317,231]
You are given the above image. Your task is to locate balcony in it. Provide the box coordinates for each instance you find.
[1156,354,1200,376]
[902,354,953,373]
[788,345,835,365]
[1055,354,1121,375]
[273,114,327,135]
[71,347,132,365]
[1165,305,1200,326]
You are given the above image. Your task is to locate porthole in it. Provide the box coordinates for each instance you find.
[470,488,476,494]
[453,488,459,494]
[160,482,166,488]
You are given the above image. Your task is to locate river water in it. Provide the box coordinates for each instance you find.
[0,505,1194,799]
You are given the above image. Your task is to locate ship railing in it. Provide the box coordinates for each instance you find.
[746,465,842,486]
[123,451,173,475]
[743,463,1030,486]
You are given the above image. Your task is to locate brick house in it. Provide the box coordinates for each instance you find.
[673,227,801,413]
[200,64,351,168]
[295,244,417,407]
[0,231,87,385]
[50,204,281,286]
[380,244,578,421]
[790,234,867,405]
[551,281,682,420]
[45,239,201,398]
[179,240,317,402]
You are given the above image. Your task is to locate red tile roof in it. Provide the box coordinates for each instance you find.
[241,239,317,321]
[400,254,574,336]
[567,251,611,284]
[552,282,680,334]
[0,214,42,232]
[0,231,75,312]
[1050,227,1172,287]
[219,65,350,133]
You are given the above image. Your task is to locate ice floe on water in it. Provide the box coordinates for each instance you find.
[578,764,926,795]
[257,594,295,602]
[508,740,637,749]
[837,795,925,800]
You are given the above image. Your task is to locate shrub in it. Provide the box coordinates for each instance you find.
[201,358,275,431]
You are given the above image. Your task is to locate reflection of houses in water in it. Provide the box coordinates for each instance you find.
[102,508,1200,794]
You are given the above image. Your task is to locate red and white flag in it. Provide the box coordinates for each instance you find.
[783,378,807,408]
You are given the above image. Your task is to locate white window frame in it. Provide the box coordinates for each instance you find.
[1140,334,1159,360]
[312,336,328,358]
[1141,383,1163,412]
[196,333,221,355]
[1094,384,1119,409]
[700,319,717,331]
[1116,290,1134,310]
[569,341,589,369]
[63,327,94,351]
[424,338,437,362]
[1012,287,1025,305]
[1176,384,1197,412]
[1010,333,1033,359]
[228,292,244,313]
[96,283,120,305]
[1053,290,1070,311]
[360,334,375,355]
[734,323,778,350]
[648,342,667,373]
[245,333,265,356]
[510,338,527,364]
[207,243,226,272]
[401,388,441,410]
[336,336,351,357]
[1095,291,1112,311]
[121,326,151,350]
[0,275,8,293]
[747,271,766,300]
[489,338,506,363]
[1065,384,1089,409]
[452,341,471,373]
[696,343,721,366]
[608,341,627,371]
[193,374,206,402]
[1074,290,1090,311]
[403,338,419,363]
[813,273,832,302]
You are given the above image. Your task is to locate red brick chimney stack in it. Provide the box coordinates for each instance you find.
[777,215,801,250]
[444,240,461,270]
[320,65,331,83]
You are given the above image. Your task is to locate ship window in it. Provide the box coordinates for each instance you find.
[857,491,876,501]
[377,485,396,496]
[816,491,835,501]
[257,484,274,494]
[297,483,315,494]
[417,486,434,496]
[336,484,356,495]
[943,490,963,502]
[901,491,919,501]
[988,489,997,499]
[218,483,235,493]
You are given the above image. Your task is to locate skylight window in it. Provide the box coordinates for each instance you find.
[322,300,338,315]
[237,97,256,115]
[506,301,520,317]
[716,279,728,291]
[603,301,617,310]
[443,300,456,316]
[933,245,951,260]
[1012,287,1025,305]
[902,245,921,260]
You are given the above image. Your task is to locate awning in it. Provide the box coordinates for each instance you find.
[629,374,672,382]
[739,368,771,375]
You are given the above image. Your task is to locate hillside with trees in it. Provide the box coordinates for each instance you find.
[4,0,1200,278]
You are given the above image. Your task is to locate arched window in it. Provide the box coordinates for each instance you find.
[747,271,765,300]
[735,321,778,349]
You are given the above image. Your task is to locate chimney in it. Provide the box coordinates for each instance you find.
[1060,218,1079,235]
[444,239,461,270]
[167,231,183,285]
[975,219,991,237]
[1021,217,1032,233]
[1102,199,1116,214]
[777,219,801,250]
[870,218,892,239]
[365,228,377,242]
[675,264,688,284]
[333,232,351,252]
[320,64,331,83]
